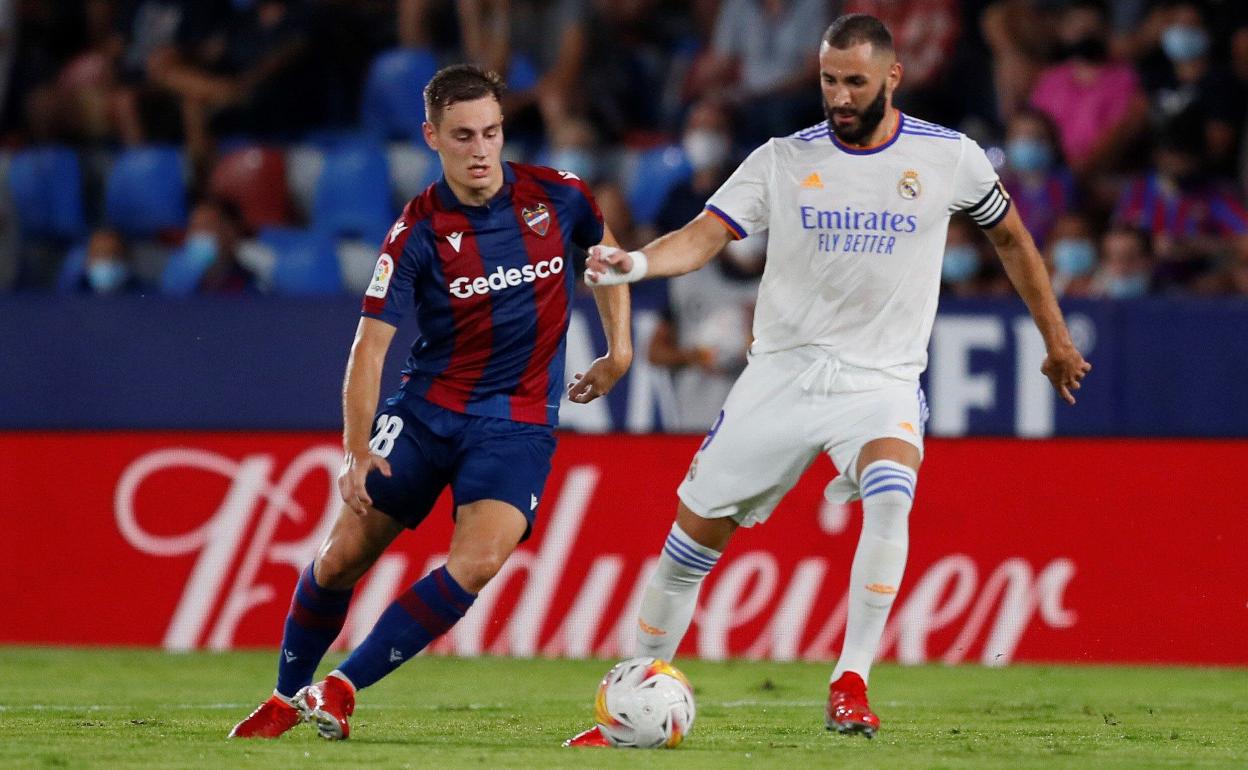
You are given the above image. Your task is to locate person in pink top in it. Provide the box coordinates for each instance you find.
[1029,0,1147,178]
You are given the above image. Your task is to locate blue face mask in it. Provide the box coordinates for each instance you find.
[87,261,129,294]
[1052,238,1097,276]
[1104,273,1149,298]
[942,245,980,283]
[185,233,219,269]
[1161,25,1209,63]
[1007,138,1052,173]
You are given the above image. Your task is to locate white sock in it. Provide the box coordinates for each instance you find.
[832,460,915,685]
[635,523,722,661]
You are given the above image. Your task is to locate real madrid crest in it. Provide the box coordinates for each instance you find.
[522,203,551,236]
[898,169,921,200]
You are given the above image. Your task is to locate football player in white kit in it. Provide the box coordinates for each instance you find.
[564,14,1091,745]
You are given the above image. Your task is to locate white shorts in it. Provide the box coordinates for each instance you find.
[677,348,928,527]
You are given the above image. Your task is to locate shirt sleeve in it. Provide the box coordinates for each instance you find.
[704,140,773,240]
[952,135,1011,229]
[569,181,606,249]
[361,217,423,326]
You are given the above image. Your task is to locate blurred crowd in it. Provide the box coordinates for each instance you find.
[1,0,1247,315]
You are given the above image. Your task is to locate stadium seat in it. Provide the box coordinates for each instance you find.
[337,238,379,295]
[7,146,87,240]
[105,146,188,238]
[284,144,325,221]
[259,227,343,296]
[208,146,293,232]
[387,142,440,205]
[623,145,692,227]
[312,140,394,239]
[360,48,438,141]
[55,242,89,294]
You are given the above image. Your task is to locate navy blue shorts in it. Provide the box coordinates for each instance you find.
[363,395,557,540]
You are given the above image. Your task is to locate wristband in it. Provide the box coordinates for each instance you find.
[586,249,649,286]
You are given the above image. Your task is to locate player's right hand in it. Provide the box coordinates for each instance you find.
[337,449,392,516]
[1041,344,1092,406]
[584,245,636,286]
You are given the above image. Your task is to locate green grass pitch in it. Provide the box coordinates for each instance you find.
[2,648,1245,769]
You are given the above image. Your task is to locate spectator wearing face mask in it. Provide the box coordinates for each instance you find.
[1029,0,1147,177]
[160,198,259,296]
[1000,108,1076,248]
[646,100,760,431]
[1092,226,1153,299]
[546,118,604,185]
[940,215,987,297]
[1137,2,1243,174]
[77,229,143,295]
[654,99,735,238]
[1046,212,1099,297]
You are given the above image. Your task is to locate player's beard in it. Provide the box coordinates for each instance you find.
[825,83,888,145]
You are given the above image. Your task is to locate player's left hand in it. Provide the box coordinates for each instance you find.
[568,353,630,404]
[1041,344,1092,405]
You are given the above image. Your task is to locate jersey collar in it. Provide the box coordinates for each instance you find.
[829,111,904,156]
[435,161,517,210]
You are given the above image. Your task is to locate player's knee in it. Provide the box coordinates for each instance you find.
[861,496,911,545]
[313,552,366,591]
[446,551,508,594]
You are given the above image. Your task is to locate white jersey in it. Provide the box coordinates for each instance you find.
[704,113,1009,385]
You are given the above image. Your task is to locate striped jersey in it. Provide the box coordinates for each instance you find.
[704,112,1009,384]
[362,161,604,426]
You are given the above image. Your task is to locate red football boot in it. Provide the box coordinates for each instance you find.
[825,672,880,738]
[294,675,356,740]
[562,725,611,747]
[228,695,303,739]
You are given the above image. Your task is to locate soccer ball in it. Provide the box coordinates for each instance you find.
[593,657,696,748]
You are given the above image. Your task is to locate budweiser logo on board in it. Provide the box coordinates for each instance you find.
[115,446,1077,664]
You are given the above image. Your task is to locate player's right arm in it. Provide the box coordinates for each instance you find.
[584,213,734,284]
[586,140,771,286]
[338,317,398,515]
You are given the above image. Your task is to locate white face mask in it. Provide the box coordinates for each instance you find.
[682,130,731,172]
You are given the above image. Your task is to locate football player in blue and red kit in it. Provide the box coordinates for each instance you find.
[230,64,632,740]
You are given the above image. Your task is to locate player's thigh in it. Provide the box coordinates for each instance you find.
[677,357,820,527]
[824,383,927,499]
[314,502,405,589]
[451,416,557,543]
[363,401,453,530]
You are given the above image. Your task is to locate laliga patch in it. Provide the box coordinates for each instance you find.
[522,203,550,236]
[365,254,394,298]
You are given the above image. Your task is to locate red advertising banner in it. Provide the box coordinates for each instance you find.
[3,433,1246,665]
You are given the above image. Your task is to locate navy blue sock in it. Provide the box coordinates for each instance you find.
[275,564,353,698]
[336,565,476,690]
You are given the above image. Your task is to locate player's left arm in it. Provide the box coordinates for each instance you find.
[569,223,633,404]
[983,206,1092,405]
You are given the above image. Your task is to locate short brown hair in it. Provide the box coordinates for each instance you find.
[823,14,894,54]
[423,64,506,126]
